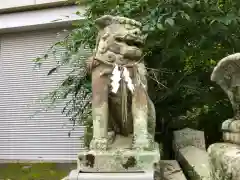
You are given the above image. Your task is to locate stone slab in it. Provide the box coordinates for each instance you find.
[173,128,206,156]
[208,143,240,180]
[77,143,160,172]
[68,170,154,180]
[177,146,211,180]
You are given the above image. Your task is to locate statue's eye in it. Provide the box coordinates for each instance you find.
[115,37,124,42]
[125,40,142,48]
[115,37,142,48]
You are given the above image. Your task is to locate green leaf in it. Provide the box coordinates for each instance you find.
[165,18,175,26]
[182,12,190,21]
[34,57,41,63]
[157,23,165,31]
[142,24,150,31]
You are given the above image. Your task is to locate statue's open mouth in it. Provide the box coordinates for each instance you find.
[115,36,144,48]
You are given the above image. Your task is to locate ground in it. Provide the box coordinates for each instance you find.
[0,163,76,180]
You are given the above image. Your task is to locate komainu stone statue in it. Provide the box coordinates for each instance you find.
[211,53,240,144]
[76,15,160,174]
[208,53,240,180]
[86,15,156,151]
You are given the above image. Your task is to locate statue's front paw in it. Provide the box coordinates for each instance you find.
[90,138,108,150]
[133,138,151,150]
[133,134,156,150]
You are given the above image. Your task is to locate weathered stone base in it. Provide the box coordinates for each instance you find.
[77,142,159,172]
[66,135,159,180]
[68,169,154,180]
[208,142,240,180]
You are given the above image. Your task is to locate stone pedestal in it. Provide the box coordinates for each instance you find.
[67,135,160,180]
[77,146,159,172]
[77,135,159,172]
[206,120,240,180]
[208,143,240,180]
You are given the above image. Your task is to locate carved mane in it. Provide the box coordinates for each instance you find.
[211,53,240,109]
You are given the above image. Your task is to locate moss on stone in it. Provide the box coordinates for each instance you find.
[0,163,76,180]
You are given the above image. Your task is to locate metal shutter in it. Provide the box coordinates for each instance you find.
[0,28,85,162]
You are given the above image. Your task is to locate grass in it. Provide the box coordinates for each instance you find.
[0,163,76,180]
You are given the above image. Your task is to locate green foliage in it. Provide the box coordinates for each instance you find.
[36,0,240,150]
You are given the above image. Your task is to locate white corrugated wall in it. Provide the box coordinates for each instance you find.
[0,28,85,161]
